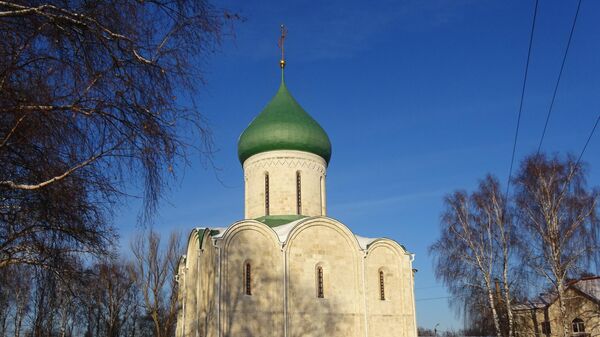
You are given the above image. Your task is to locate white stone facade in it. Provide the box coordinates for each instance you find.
[177,217,418,337]
[243,150,327,219]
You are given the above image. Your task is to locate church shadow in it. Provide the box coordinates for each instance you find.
[221,266,341,337]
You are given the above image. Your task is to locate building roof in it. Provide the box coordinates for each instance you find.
[512,293,555,311]
[254,214,307,227]
[196,216,406,252]
[512,276,600,311]
[571,276,600,302]
[237,73,332,165]
[254,216,378,249]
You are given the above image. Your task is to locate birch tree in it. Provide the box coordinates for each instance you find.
[430,175,515,337]
[0,0,234,272]
[514,154,599,337]
[474,177,516,337]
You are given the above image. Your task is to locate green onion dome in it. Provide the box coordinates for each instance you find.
[237,76,332,165]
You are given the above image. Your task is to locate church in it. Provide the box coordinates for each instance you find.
[175,31,417,337]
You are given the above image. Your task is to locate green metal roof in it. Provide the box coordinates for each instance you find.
[194,228,221,246]
[237,73,332,164]
[254,214,307,228]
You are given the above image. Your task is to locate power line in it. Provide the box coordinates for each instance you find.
[416,295,467,302]
[415,285,446,290]
[504,0,539,201]
[415,296,454,302]
[574,113,600,166]
[549,111,600,223]
[553,112,599,222]
[537,0,583,153]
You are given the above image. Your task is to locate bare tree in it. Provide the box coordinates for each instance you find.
[131,230,182,337]
[30,267,59,337]
[430,175,515,337]
[514,154,599,337]
[0,0,235,272]
[56,281,78,337]
[12,266,31,337]
[98,261,138,337]
[76,259,139,337]
[0,266,12,336]
[417,327,436,336]
[476,177,516,337]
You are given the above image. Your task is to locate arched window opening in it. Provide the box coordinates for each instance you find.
[316,266,324,298]
[244,263,252,296]
[379,270,386,300]
[264,173,270,216]
[296,171,302,215]
[573,318,585,333]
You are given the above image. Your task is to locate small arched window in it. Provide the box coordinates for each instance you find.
[379,270,386,300]
[316,266,324,298]
[296,171,302,215]
[244,262,252,295]
[573,318,585,333]
[264,173,270,216]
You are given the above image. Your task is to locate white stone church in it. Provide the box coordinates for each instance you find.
[176,62,417,337]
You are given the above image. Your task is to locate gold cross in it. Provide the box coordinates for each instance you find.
[278,24,287,69]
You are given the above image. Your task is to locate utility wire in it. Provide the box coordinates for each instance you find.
[415,296,454,302]
[415,285,446,290]
[574,113,600,166]
[504,0,539,202]
[416,295,468,302]
[537,0,583,153]
[554,112,599,216]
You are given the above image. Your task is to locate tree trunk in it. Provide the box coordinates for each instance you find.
[14,305,24,337]
[152,310,162,337]
[0,311,7,337]
[502,281,514,337]
[557,282,570,337]
[486,279,503,337]
[502,254,514,337]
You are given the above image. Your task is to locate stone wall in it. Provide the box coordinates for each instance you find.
[198,230,218,337]
[176,257,186,337]
[285,219,364,337]
[177,218,417,337]
[221,222,284,337]
[366,242,417,337]
[243,150,327,219]
[514,287,600,337]
[184,232,199,337]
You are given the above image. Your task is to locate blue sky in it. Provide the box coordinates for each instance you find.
[116,0,600,330]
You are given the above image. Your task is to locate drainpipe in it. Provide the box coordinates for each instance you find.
[410,254,417,337]
[182,266,187,337]
[362,252,369,337]
[283,244,288,337]
[196,249,201,337]
[217,245,222,337]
